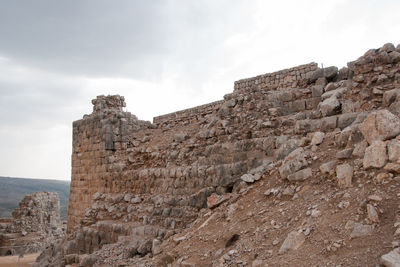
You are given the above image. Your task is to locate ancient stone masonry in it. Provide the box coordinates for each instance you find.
[0,192,63,256]
[67,95,152,233]
[49,42,400,266]
[153,100,224,126]
[233,62,319,92]
[67,59,351,237]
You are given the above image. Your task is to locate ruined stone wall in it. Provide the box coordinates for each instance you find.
[153,100,224,126]
[67,95,152,233]
[348,43,400,111]
[233,63,318,92]
[0,192,63,256]
[66,65,338,235]
[11,192,61,234]
[65,43,400,259]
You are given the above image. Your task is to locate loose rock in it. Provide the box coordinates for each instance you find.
[278,231,305,255]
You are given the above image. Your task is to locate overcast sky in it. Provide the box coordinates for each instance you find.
[0,0,399,180]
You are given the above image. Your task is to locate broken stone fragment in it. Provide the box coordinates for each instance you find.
[336,164,353,188]
[367,204,379,223]
[319,160,337,174]
[336,148,354,159]
[287,168,312,182]
[368,195,383,202]
[241,173,255,183]
[381,248,400,267]
[278,231,305,255]
[347,221,373,238]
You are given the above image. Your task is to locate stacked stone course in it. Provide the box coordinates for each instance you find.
[233,62,318,92]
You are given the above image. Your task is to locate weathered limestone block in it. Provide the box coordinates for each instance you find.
[381,248,400,267]
[319,96,341,117]
[320,160,337,175]
[363,141,388,169]
[311,132,325,145]
[359,110,400,144]
[278,231,305,255]
[287,168,312,182]
[336,164,353,188]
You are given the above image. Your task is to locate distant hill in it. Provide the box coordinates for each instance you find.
[0,176,70,220]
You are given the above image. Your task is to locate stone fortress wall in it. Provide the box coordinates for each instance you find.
[233,62,319,92]
[65,43,400,261]
[153,62,320,126]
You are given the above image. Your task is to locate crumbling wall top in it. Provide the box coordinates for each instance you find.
[92,95,126,114]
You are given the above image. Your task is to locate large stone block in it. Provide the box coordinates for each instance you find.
[363,141,388,169]
[359,110,400,144]
[319,96,341,117]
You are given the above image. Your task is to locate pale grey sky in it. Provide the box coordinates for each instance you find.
[0,0,399,180]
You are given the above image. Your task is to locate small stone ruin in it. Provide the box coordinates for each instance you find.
[0,192,64,256]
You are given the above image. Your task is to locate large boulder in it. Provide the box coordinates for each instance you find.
[319,96,341,117]
[363,141,388,169]
[323,66,338,80]
[359,110,400,144]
